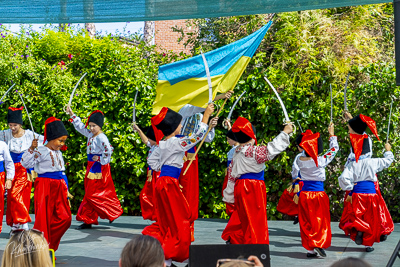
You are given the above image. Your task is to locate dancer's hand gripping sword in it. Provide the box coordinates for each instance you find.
[63,72,87,113]
[263,76,295,135]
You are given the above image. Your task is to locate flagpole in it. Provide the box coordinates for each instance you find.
[183,98,229,176]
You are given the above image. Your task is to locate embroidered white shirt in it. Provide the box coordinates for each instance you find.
[0,129,44,154]
[291,136,339,182]
[0,141,15,179]
[178,104,215,142]
[338,151,394,191]
[147,122,208,171]
[21,146,65,174]
[70,114,114,165]
[223,131,290,203]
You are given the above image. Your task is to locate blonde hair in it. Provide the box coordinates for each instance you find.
[120,235,164,267]
[1,230,52,267]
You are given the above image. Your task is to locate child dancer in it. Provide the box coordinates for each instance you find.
[66,107,123,229]
[1,107,44,232]
[132,124,159,221]
[145,104,217,266]
[21,117,71,252]
[222,117,292,244]
[293,124,338,258]
[338,114,394,252]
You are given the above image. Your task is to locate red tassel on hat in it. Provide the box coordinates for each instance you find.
[232,116,257,145]
[350,133,369,162]
[44,117,61,144]
[8,107,24,111]
[85,110,104,127]
[359,114,380,141]
[151,107,168,144]
[299,130,320,167]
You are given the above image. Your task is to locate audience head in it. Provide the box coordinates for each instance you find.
[120,235,165,267]
[330,257,372,267]
[1,229,52,267]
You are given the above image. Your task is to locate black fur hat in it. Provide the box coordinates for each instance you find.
[348,115,367,135]
[87,110,104,128]
[7,107,23,125]
[146,126,156,142]
[44,117,69,143]
[226,129,237,141]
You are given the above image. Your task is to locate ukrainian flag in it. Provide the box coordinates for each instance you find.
[152,21,273,114]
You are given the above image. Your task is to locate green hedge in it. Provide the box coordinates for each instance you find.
[0,5,398,224]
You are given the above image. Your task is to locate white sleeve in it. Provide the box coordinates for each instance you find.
[178,104,205,120]
[0,130,7,143]
[318,136,340,168]
[338,165,354,191]
[291,154,301,179]
[70,114,92,138]
[372,151,394,173]
[204,128,215,143]
[267,131,290,160]
[147,146,161,172]
[173,122,208,152]
[222,163,235,203]
[21,148,42,169]
[98,135,113,165]
[2,143,15,179]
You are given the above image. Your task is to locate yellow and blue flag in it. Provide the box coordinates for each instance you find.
[152,21,273,114]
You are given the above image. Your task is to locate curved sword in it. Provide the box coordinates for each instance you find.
[386,99,393,143]
[344,73,350,111]
[132,90,139,124]
[227,90,246,120]
[200,51,213,104]
[263,76,290,122]
[17,91,36,139]
[64,72,87,112]
[0,84,16,104]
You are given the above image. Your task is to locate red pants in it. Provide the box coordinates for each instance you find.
[179,151,199,241]
[339,191,353,236]
[140,169,159,221]
[33,177,71,251]
[298,191,331,250]
[343,193,381,246]
[277,189,299,217]
[77,163,123,224]
[6,163,32,226]
[375,181,394,236]
[221,208,243,243]
[0,173,5,232]
[148,175,191,262]
[224,179,269,244]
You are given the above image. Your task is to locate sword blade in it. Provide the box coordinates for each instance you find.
[18,92,36,138]
[200,51,213,104]
[227,90,246,120]
[264,76,290,122]
[0,84,16,104]
[296,120,303,133]
[133,90,139,123]
[68,72,87,106]
[330,84,333,123]
[386,99,393,143]
[344,73,350,111]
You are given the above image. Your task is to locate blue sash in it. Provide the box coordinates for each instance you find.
[301,180,324,192]
[160,165,181,179]
[227,160,232,167]
[0,161,4,173]
[38,171,69,189]
[353,181,376,194]
[10,152,23,163]
[238,170,264,181]
[87,154,102,174]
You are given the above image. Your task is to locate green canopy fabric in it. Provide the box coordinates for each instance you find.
[0,0,390,23]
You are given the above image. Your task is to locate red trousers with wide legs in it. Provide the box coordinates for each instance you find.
[6,163,32,226]
[33,177,71,251]
[76,163,123,224]
[140,169,160,221]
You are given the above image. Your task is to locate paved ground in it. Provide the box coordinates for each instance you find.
[0,215,398,266]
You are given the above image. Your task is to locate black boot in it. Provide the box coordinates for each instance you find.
[380,234,388,242]
[365,247,374,252]
[76,223,92,230]
[306,252,317,258]
[315,248,326,257]
[293,216,299,225]
[355,231,363,245]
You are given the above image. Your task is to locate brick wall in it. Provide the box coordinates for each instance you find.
[154,20,195,54]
